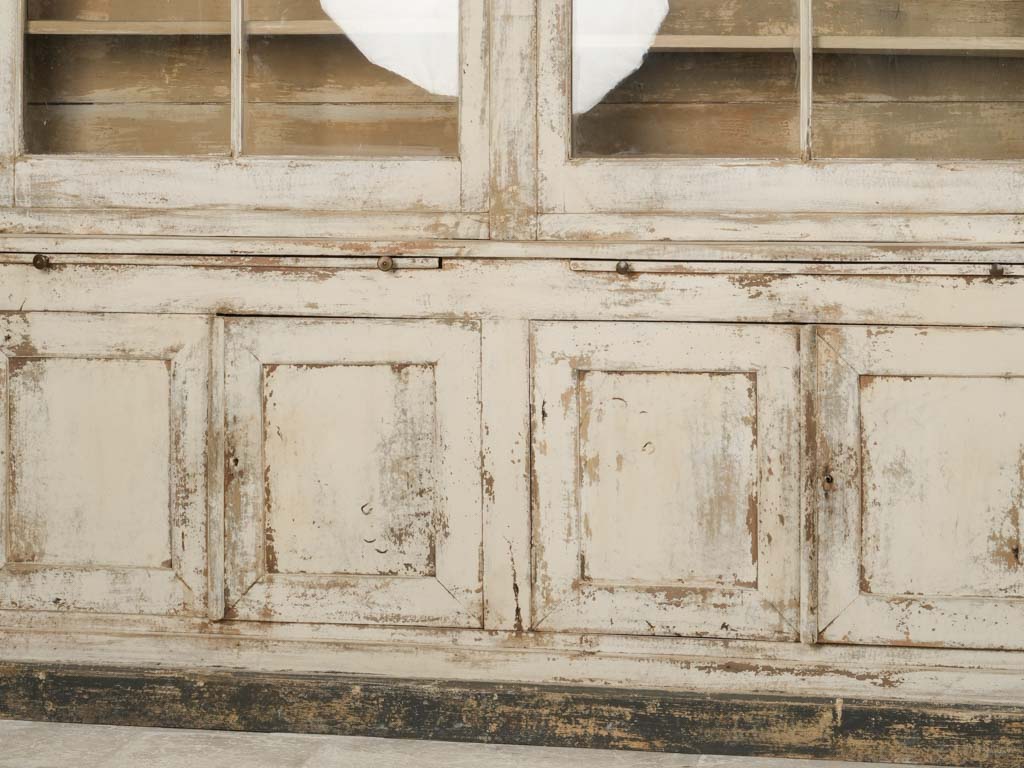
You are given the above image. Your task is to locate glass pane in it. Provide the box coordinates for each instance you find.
[244,1,459,157]
[571,0,800,158]
[24,1,231,155]
[813,1,1024,159]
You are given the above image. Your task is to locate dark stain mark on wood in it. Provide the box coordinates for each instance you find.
[0,663,1021,766]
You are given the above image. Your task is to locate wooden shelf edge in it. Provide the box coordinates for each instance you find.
[26,20,232,35]
[25,19,344,36]
[24,23,1024,54]
[651,34,1024,56]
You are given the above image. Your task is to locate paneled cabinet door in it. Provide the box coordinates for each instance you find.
[222,318,483,628]
[531,322,801,639]
[815,326,1024,649]
[10,2,488,220]
[0,313,211,617]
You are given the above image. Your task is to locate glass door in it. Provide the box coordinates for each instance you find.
[537,0,1024,236]
[5,1,488,222]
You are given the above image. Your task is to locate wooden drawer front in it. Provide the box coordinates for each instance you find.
[222,318,482,628]
[0,313,210,617]
[815,326,1024,649]
[531,322,801,639]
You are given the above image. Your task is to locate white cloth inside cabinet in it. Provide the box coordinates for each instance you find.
[572,0,669,114]
[319,0,461,98]
[319,0,667,113]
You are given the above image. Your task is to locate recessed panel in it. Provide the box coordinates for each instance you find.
[860,375,1024,599]
[9,358,172,569]
[263,362,438,577]
[578,370,758,588]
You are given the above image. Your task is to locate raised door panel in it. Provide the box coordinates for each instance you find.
[815,326,1024,649]
[0,313,210,617]
[531,322,801,640]
[223,318,482,628]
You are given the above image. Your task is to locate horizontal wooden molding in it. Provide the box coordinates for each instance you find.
[0,662,1021,766]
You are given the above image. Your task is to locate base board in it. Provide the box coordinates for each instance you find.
[0,663,1021,766]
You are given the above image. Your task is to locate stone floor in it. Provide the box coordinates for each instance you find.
[0,720,951,768]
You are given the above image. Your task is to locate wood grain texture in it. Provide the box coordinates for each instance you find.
[27,0,230,22]
[245,103,458,157]
[813,0,1024,37]
[489,0,538,239]
[25,104,230,155]
[575,103,799,158]
[0,1,18,205]
[0,663,1022,766]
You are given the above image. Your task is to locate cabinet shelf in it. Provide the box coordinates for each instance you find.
[651,34,1024,56]
[25,19,344,36]
[32,23,1021,55]
[26,20,232,35]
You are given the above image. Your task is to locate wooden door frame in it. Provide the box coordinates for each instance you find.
[813,325,1024,649]
[2,1,489,222]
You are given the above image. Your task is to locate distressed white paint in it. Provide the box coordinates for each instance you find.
[5,260,1024,327]
[531,322,800,639]
[537,0,1024,217]
[223,318,482,628]
[0,313,210,617]
[815,326,1024,650]
[9,358,171,569]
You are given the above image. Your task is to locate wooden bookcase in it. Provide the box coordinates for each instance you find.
[0,2,1022,764]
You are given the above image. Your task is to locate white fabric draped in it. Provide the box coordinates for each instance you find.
[319,0,668,113]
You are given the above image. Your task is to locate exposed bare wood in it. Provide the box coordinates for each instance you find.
[816,102,1024,160]
[246,103,458,158]
[574,103,798,158]
[813,0,1024,38]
